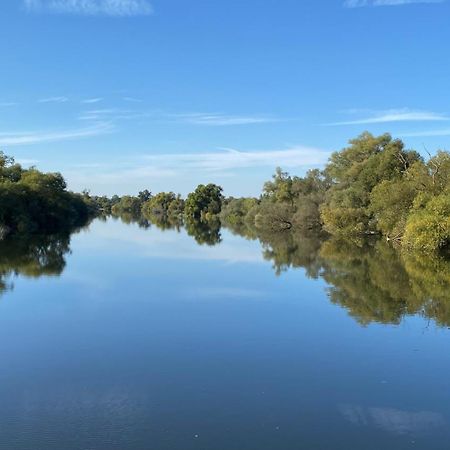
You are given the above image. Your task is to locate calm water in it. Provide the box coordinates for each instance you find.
[0,217,449,450]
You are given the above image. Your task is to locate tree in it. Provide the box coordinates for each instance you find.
[185,184,224,220]
[111,196,142,216]
[369,178,418,240]
[142,192,184,218]
[321,132,422,235]
[138,189,152,203]
[220,197,258,226]
[403,192,450,252]
[263,167,295,205]
[0,153,91,235]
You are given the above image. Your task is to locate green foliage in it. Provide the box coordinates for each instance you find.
[254,201,295,231]
[369,178,418,239]
[247,168,330,232]
[220,197,258,226]
[142,192,184,218]
[138,189,152,203]
[403,192,450,251]
[321,132,422,235]
[111,195,143,216]
[263,168,295,204]
[238,132,448,252]
[185,183,223,220]
[0,152,90,235]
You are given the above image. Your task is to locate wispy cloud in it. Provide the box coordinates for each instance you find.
[64,146,330,196]
[78,110,281,126]
[170,112,279,126]
[81,97,103,104]
[15,158,40,166]
[401,128,450,137]
[141,147,329,172]
[38,96,69,103]
[344,0,444,7]
[123,96,143,103]
[327,108,449,125]
[24,0,153,16]
[65,146,329,187]
[0,102,18,107]
[78,108,147,121]
[0,122,112,146]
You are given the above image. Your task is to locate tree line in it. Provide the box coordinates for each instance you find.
[1,131,450,252]
[220,132,450,253]
[107,132,450,253]
[0,152,95,237]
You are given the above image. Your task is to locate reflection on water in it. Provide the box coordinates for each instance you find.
[0,216,449,450]
[0,233,71,296]
[339,404,445,435]
[214,221,450,327]
[2,215,450,328]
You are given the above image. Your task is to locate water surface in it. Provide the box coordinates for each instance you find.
[0,218,449,450]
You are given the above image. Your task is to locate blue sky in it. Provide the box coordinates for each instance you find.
[1,0,450,196]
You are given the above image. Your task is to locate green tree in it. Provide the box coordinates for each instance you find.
[403,191,450,252]
[321,132,421,235]
[185,184,224,220]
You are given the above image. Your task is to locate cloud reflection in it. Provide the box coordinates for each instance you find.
[339,404,446,435]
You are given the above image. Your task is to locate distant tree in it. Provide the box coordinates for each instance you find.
[138,189,152,203]
[263,167,295,205]
[111,196,142,215]
[142,192,184,217]
[220,197,258,226]
[185,184,224,220]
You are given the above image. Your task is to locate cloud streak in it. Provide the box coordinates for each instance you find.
[141,147,329,172]
[81,98,103,104]
[38,96,69,103]
[0,122,112,146]
[327,108,449,125]
[401,128,450,137]
[24,0,153,16]
[78,108,148,121]
[170,113,279,126]
[64,146,330,193]
[0,102,18,107]
[344,0,444,7]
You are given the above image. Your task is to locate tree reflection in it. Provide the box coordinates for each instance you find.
[319,239,418,325]
[228,224,450,327]
[111,212,151,229]
[143,212,184,232]
[185,217,222,246]
[0,233,71,297]
[106,214,450,327]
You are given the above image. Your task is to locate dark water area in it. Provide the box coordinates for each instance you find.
[0,217,449,450]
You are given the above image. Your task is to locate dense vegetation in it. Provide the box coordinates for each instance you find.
[0,152,93,236]
[103,132,450,253]
[219,133,450,253]
[1,134,450,325]
[2,131,450,253]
